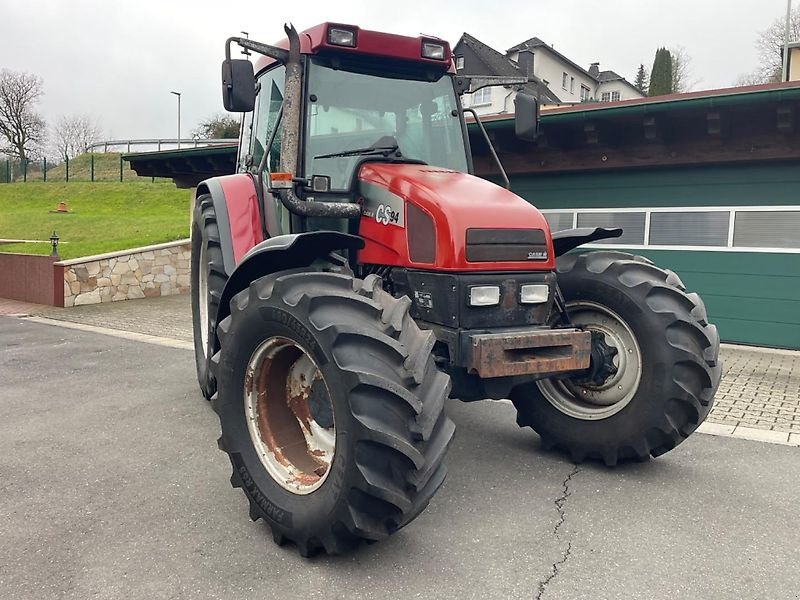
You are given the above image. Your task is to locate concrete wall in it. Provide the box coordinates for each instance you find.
[0,253,60,305]
[59,240,191,307]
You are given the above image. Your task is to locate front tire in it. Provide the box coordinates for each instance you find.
[212,271,454,555]
[511,251,721,466]
[191,195,226,400]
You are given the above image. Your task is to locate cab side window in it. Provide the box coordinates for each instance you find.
[251,66,286,173]
[237,110,253,172]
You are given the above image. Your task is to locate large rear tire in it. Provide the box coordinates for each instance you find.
[510,251,721,466]
[212,271,454,556]
[191,194,226,400]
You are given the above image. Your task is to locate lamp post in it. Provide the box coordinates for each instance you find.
[50,231,59,258]
[170,90,181,149]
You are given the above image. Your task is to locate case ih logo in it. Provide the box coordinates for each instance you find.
[375,204,401,226]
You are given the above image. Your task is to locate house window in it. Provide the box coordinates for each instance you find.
[471,87,492,106]
[734,211,800,248]
[570,77,575,94]
[543,212,575,233]
[580,84,591,102]
[649,212,730,246]
[577,212,647,245]
[455,56,464,70]
[601,91,621,102]
[561,72,569,89]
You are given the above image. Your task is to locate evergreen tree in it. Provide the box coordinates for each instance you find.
[649,48,674,96]
[634,64,649,95]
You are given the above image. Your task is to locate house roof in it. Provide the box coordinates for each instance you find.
[455,33,563,104]
[506,36,595,81]
[507,36,641,94]
[597,70,622,82]
[457,32,520,77]
[597,69,643,94]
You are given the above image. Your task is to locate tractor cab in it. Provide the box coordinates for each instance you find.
[222,24,536,227]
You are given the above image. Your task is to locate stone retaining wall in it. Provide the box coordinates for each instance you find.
[60,240,191,307]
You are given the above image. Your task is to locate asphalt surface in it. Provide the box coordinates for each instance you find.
[2,317,799,600]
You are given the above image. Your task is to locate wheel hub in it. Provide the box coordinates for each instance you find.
[244,337,335,494]
[582,331,619,385]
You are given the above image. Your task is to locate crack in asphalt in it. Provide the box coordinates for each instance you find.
[536,464,581,600]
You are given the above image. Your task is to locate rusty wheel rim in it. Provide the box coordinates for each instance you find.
[244,337,335,495]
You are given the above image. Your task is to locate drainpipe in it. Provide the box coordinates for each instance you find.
[782,0,793,82]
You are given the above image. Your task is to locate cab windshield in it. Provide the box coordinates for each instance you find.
[305,60,468,191]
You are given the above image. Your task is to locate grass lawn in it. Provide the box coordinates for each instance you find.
[0,182,191,260]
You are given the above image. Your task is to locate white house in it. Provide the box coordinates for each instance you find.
[453,33,645,116]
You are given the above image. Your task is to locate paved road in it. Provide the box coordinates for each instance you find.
[2,317,799,600]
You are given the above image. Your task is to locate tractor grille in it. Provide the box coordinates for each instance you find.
[465,228,548,262]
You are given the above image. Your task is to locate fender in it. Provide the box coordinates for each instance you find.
[213,231,365,349]
[552,227,622,257]
[195,174,263,275]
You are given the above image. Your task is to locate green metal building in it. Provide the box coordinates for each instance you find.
[473,83,800,349]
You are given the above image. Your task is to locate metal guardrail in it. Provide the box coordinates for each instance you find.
[87,138,238,153]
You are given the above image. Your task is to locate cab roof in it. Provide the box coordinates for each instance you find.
[253,22,455,75]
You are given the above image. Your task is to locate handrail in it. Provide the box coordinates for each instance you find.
[86,138,238,153]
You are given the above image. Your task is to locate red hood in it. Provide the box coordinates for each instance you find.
[357,163,554,272]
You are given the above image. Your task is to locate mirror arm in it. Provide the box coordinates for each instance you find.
[226,37,290,63]
[464,108,509,190]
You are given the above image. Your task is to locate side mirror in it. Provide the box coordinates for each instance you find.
[221,59,256,112]
[514,93,540,141]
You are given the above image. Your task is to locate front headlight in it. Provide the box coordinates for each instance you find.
[422,42,446,60]
[469,285,501,306]
[519,284,549,304]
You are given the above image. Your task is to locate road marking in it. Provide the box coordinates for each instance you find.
[23,316,193,351]
[695,421,799,446]
[497,400,798,447]
[721,342,800,357]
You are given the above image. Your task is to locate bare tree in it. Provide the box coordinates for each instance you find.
[733,70,772,87]
[756,6,800,82]
[193,113,240,139]
[52,114,103,159]
[0,69,46,161]
[670,46,699,92]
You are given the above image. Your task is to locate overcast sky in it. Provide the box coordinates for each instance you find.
[0,0,791,145]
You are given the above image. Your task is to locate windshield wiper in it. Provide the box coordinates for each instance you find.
[314,144,399,160]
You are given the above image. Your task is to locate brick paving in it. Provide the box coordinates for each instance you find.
[9,293,800,436]
[31,294,193,342]
[709,347,800,433]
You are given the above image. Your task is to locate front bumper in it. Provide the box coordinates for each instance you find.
[466,327,592,378]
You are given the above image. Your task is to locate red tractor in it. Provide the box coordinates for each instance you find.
[191,23,721,556]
